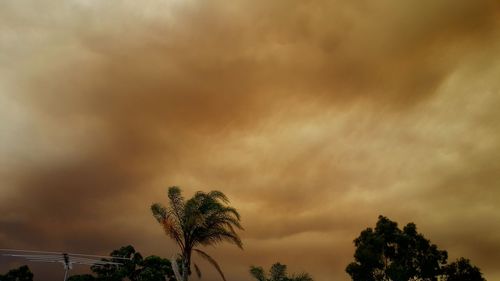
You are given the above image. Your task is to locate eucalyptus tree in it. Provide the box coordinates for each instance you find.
[346,216,448,281]
[443,258,486,281]
[151,186,243,281]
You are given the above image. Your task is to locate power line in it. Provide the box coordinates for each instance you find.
[0,249,131,281]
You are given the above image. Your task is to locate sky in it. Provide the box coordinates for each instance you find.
[0,0,499,280]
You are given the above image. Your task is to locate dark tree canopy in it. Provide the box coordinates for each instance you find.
[249,262,313,281]
[443,258,486,281]
[346,216,487,281]
[346,216,448,281]
[0,265,34,281]
[68,245,176,281]
[67,274,96,281]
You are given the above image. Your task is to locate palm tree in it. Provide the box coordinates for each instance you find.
[250,263,314,281]
[151,186,243,281]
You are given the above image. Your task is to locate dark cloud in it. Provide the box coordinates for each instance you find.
[1,1,499,280]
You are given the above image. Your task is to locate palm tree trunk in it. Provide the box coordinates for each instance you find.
[182,249,191,281]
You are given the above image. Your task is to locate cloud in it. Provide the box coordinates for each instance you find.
[1,0,499,280]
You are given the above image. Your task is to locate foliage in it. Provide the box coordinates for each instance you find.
[136,255,177,281]
[346,216,488,281]
[0,265,33,281]
[151,186,243,281]
[67,274,96,281]
[346,216,448,281]
[249,263,313,281]
[442,258,486,281]
[68,245,176,281]
[89,245,143,281]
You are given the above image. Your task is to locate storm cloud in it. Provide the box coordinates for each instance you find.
[1,1,499,280]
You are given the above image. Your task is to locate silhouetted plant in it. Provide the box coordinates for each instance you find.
[67,274,96,281]
[151,186,243,281]
[249,263,313,281]
[0,265,34,281]
[346,216,488,281]
[346,216,448,281]
[68,245,176,281]
[443,258,486,281]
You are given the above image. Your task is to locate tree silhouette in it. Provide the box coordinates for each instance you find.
[66,275,95,281]
[0,265,33,281]
[89,245,143,281]
[443,258,486,281]
[67,245,176,281]
[151,186,243,281]
[249,263,313,281]
[346,216,448,281]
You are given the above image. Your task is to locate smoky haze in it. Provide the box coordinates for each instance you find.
[1,1,500,280]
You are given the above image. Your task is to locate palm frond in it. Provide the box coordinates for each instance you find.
[207,190,229,203]
[168,186,186,225]
[202,207,242,227]
[251,264,314,281]
[270,263,287,281]
[193,249,226,281]
[151,203,185,250]
[163,217,185,250]
[196,227,243,249]
[218,206,241,220]
[193,263,202,279]
[249,266,266,281]
[291,273,314,281]
[151,203,167,222]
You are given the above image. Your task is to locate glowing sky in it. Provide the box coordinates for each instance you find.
[1,1,499,280]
